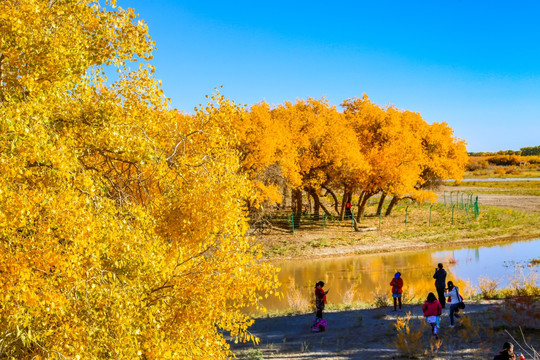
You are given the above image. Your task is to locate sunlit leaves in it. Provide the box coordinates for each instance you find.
[0,1,278,359]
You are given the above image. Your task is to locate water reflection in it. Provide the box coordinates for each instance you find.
[452,178,540,181]
[262,238,540,311]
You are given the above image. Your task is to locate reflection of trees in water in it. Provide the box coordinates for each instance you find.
[268,251,458,310]
[261,239,540,311]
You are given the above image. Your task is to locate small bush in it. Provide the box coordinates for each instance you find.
[245,349,264,360]
[341,285,355,304]
[286,278,310,313]
[478,277,500,299]
[393,312,425,357]
[509,266,540,297]
[372,286,390,308]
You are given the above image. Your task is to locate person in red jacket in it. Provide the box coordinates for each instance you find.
[422,292,442,339]
[314,281,329,325]
[390,272,403,311]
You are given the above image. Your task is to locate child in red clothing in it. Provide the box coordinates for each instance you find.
[390,272,403,311]
[422,292,442,339]
[314,281,329,325]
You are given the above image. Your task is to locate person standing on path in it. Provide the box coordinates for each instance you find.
[345,201,352,219]
[390,272,403,311]
[314,281,328,325]
[433,263,447,308]
[444,281,462,327]
[422,292,442,339]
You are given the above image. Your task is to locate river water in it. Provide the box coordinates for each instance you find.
[453,178,540,181]
[262,238,540,311]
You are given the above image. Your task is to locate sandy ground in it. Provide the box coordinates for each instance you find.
[439,185,540,213]
[231,301,540,359]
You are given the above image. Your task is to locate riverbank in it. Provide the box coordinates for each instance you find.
[231,300,540,359]
[258,189,540,261]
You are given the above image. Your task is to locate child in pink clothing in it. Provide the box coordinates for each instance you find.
[422,292,442,339]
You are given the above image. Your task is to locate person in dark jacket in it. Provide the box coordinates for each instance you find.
[345,201,352,219]
[433,263,447,308]
[493,342,516,360]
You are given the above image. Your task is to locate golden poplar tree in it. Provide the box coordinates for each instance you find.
[0,1,278,358]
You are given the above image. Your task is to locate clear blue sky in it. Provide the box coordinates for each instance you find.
[120,0,540,152]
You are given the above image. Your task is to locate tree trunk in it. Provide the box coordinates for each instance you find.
[339,186,350,221]
[319,202,332,217]
[282,184,289,209]
[376,193,386,216]
[322,185,339,215]
[308,189,321,221]
[355,191,372,224]
[0,54,4,103]
[385,195,400,216]
[292,188,302,228]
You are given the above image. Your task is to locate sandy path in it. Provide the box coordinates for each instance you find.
[231,301,538,359]
[439,186,540,213]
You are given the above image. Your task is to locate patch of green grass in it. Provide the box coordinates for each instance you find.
[244,349,264,360]
[266,240,295,256]
[326,301,370,311]
[304,237,330,248]
[390,203,540,243]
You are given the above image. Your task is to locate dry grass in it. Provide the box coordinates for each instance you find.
[392,312,429,357]
[340,285,355,304]
[478,276,500,299]
[286,277,310,313]
[371,286,390,308]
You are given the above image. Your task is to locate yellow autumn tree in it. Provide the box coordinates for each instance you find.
[233,101,286,209]
[268,98,367,225]
[0,1,278,359]
[343,96,424,224]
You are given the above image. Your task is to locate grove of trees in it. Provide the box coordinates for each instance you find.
[232,96,468,229]
[1,1,278,358]
[0,0,468,358]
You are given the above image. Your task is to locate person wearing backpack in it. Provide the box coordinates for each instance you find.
[444,281,463,327]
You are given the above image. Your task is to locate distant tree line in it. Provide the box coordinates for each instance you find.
[469,146,540,157]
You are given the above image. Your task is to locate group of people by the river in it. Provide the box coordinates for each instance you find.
[313,263,528,358]
[387,263,465,338]
[313,263,465,338]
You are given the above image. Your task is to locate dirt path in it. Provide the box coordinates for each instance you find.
[231,301,539,359]
[439,185,540,213]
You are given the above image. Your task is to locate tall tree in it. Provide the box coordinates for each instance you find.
[0,1,278,359]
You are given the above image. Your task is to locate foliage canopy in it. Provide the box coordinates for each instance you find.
[0,1,278,358]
